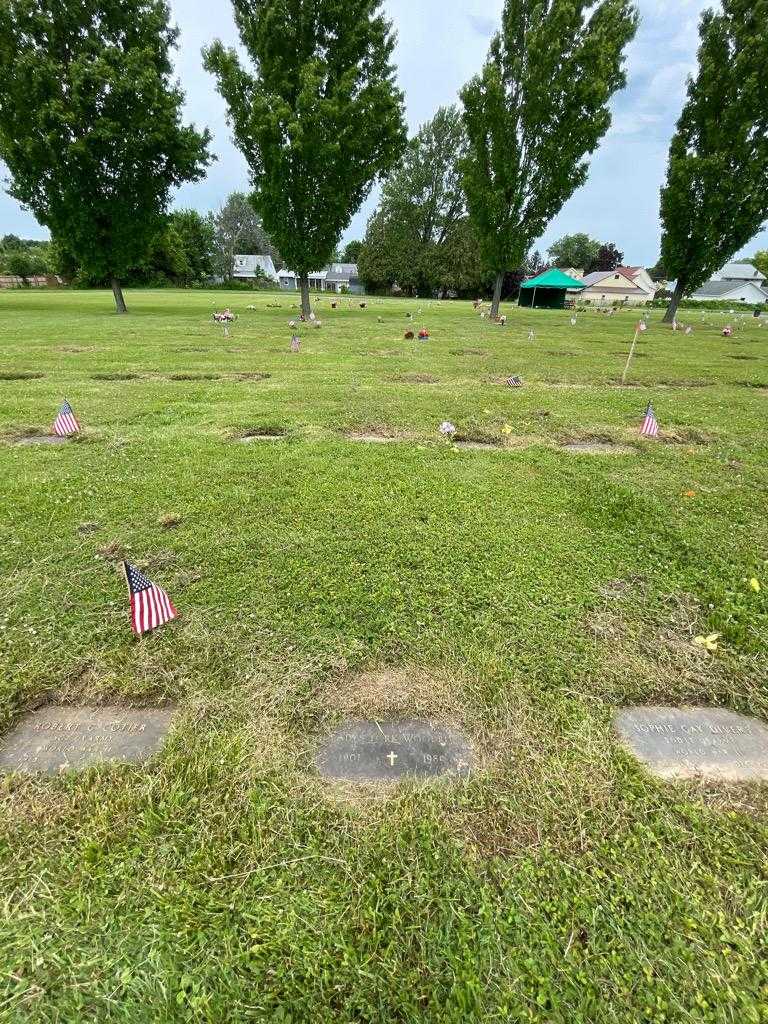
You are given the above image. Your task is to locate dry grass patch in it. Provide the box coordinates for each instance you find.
[391,372,440,384]
[583,591,765,708]
[344,425,406,444]
[236,425,288,442]
[558,430,635,455]
[168,372,221,381]
[96,540,127,562]
[91,372,141,381]
[0,371,45,381]
[659,427,713,446]
[320,666,463,721]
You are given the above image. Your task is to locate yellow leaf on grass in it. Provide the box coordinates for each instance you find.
[501,424,513,436]
[750,578,760,593]
[693,633,721,652]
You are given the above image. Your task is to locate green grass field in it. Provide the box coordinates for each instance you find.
[1,288,767,1022]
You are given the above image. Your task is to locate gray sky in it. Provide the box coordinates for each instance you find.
[2,0,766,266]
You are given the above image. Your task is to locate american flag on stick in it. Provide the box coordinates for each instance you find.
[124,561,178,636]
[290,335,301,352]
[506,375,523,388]
[53,399,80,436]
[640,403,659,438]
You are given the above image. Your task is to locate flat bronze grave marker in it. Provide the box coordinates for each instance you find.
[15,435,69,446]
[0,706,175,775]
[615,706,768,782]
[316,719,472,782]
[562,442,634,455]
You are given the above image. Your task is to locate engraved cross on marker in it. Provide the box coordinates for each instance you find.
[386,751,398,767]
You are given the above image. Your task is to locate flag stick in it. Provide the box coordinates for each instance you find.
[621,326,640,385]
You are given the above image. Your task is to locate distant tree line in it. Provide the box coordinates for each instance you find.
[0,0,765,322]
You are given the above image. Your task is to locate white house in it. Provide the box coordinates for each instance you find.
[232,255,280,282]
[690,261,768,304]
[277,263,363,294]
[278,269,327,290]
[579,268,651,306]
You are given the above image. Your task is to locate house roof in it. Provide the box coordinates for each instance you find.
[692,279,768,299]
[520,268,585,290]
[581,269,639,288]
[715,261,766,282]
[616,265,642,279]
[325,263,359,282]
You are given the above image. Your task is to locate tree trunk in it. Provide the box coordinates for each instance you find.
[662,280,685,324]
[299,274,311,318]
[490,271,504,318]
[111,278,128,314]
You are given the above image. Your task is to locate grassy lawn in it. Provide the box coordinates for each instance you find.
[1,288,767,1022]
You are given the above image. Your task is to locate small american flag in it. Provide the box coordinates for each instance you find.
[506,376,523,388]
[124,561,177,636]
[640,403,659,438]
[53,399,80,436]
[290,335,300,352]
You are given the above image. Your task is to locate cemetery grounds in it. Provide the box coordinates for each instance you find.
[0,288,767,1022]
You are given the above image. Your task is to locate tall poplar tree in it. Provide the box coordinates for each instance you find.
[659,0,768,323]
[460,0,638,318]
[204,0,407,317]
[0,0,211,314]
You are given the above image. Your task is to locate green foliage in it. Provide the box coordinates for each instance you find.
[169,209,217,284]
[751,251,768,281]
[659,0,768,318]
[548,233,601,270]
[203,0,407,310]
[211,191,282,280]
[341,240,363,263]
[587,242,625,273]
[0,0,212,311]
[358,106,487,296]
[460,0,638,311]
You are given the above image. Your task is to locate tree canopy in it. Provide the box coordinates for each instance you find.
[751,251,768,281]
[341,240,364,263]
[0,0,212,312]
[211,191,282,280]
[659,0,768,322]
[587,242,624,273]
[548,233,601,270]
[357,106,487,296]
[204,0,407,315]
[460,0,638,315]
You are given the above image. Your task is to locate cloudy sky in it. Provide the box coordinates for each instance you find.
[2,0,766,266]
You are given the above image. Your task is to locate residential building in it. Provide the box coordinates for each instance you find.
[232,254,279,282]
[579,268,650,306]
[277,263,363,294]
[690,261,768,304]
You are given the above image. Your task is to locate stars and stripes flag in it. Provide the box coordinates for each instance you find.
[290,335,301,352]
[53,399,80,436]
[506,375,523,388]
[640,403,659,438]
[123,561,177,636]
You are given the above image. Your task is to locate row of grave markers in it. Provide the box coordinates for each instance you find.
[26,386,663,637]
[1,704,767,785]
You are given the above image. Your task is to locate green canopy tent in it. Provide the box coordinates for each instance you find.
[518,268,585,310]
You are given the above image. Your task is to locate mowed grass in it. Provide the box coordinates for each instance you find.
[0,288,767,1022]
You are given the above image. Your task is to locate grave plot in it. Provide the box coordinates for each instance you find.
[0,706,176,775]
[236,426,288,443]
[315,719,472,783]
[615,707,768,782]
